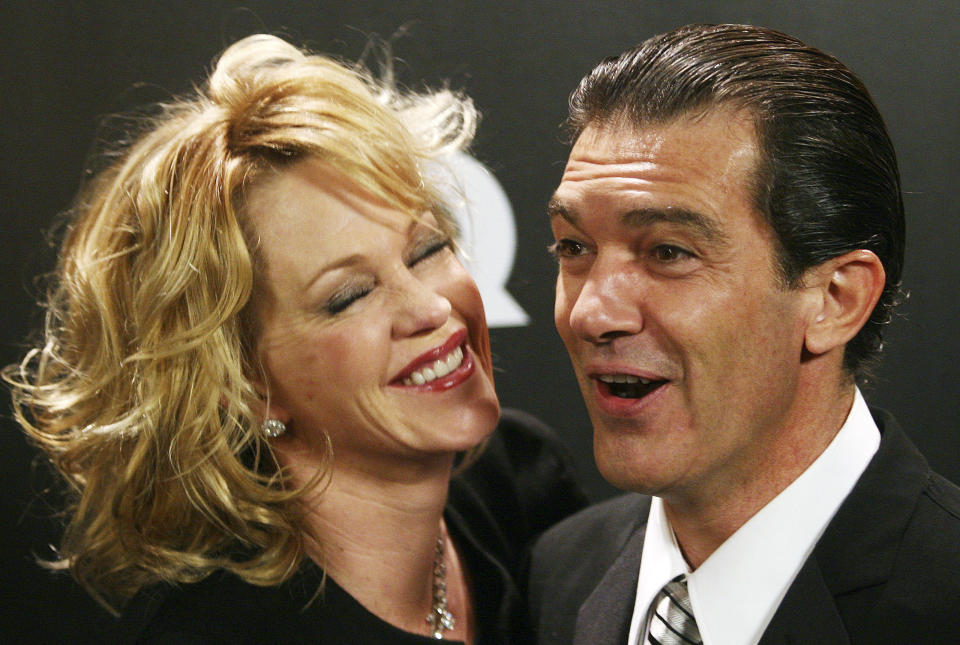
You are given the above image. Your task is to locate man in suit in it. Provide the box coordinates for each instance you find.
[528,24,960,644]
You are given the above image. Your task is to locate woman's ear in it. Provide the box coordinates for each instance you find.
[803,249,886,356]
[259,398,292,427]
[249,372,292,427]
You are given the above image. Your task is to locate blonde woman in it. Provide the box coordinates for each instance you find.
[6,34,585,643]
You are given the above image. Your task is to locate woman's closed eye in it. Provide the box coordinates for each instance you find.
[325,283,373,315]
[323,236,451,316]
[408,235,453,267]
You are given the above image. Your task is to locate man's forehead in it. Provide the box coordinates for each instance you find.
[573,108,757,158]
[556,110,760,203]
[549,108,767,247]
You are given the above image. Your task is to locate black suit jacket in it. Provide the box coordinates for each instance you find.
[527,410,960,644]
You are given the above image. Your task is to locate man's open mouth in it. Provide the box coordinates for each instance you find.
[596,374,666,399]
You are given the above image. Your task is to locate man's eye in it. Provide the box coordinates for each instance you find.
[651,244,692,263]
[548,239,588,260]
[325,285,372,315]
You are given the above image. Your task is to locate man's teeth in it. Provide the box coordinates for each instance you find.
[402,346,464,386]
[598,374,652,385]
[597,373,659,399]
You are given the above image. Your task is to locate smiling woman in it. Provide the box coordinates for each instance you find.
[3,34,586,643]
[248,159,500,477]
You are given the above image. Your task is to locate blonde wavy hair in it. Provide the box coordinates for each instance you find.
[4,34,477,612]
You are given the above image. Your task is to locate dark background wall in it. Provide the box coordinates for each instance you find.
[2,1,957,640]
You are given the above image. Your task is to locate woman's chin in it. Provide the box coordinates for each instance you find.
[423,398,501,455]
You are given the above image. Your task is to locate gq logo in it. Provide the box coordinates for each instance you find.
[437,152,529,328]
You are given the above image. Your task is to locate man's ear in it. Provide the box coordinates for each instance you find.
[803,249,886,356]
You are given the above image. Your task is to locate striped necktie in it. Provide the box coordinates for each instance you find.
[646,574,702,645]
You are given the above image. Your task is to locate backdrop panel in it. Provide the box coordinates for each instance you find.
[2,1,957,640]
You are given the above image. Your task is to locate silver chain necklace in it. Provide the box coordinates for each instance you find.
[426,535,455,639]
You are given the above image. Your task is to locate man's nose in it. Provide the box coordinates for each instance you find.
[567,263,644,344]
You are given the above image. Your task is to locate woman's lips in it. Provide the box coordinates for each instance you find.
[390,329,475,391]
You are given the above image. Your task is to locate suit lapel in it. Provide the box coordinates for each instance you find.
[760,555,850,644]
[573,523,647,645]
[761,409,928,644]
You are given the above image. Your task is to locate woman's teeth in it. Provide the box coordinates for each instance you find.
[403,346,464,386]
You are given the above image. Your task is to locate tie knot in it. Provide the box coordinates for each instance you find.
[647,574,702,645]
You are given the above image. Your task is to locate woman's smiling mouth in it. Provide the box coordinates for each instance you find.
[391,329,475,391]
[402,345,464,385]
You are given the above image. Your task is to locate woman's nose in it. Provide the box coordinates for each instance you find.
[391,275,453,338]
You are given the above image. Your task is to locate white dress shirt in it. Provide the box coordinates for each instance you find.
[627,388,880,645]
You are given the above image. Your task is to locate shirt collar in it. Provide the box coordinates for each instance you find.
[628,388,880,645]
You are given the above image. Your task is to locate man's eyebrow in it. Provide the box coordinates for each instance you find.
[622,207,726,243]
[547,198,726,244]
[546,196,577,225]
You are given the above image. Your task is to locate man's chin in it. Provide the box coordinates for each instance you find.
[594,435,666,494]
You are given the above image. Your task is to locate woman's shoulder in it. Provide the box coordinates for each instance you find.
[111,566,343,644]
[111,571,303,643]
[469,408,580,476]
[449,408,589,551]
[114,567,473,645]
